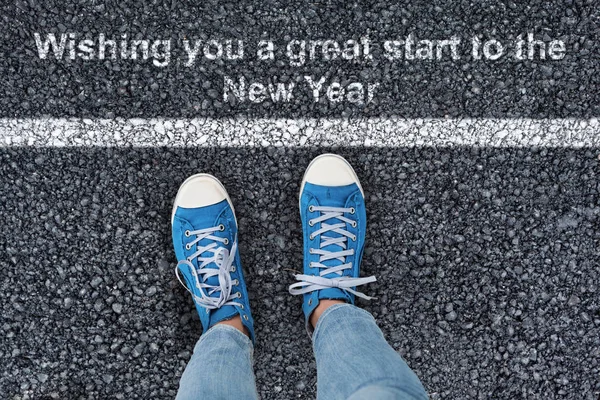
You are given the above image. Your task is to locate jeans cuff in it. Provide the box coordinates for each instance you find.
[312,303,374,345]
[197,323,254,353]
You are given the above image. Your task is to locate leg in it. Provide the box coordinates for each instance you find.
[171,174,258,399]
[313,304,428,400]
[176,324,258,400]
[288,154,428,399]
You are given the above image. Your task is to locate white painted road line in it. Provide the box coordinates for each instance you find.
[0,118,598,147]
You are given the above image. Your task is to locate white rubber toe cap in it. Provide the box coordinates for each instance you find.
[301,154,364,195]
[171,174,233,223]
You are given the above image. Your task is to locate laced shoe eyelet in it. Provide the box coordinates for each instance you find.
[243,314,249,321]
[308,220,314,227]
[309,235,314,240]
[184,230,191,237]
[231,266,236,272]
[206,309,210,314]
[308,298,313,306]
[223,238,229,245]
[351,221,357,228]
[349,207,355,214]
[236,292,242,299]
[309,248,314,254]
[219,224,225,231]
[240,304,244,310]
[309,205,314,212]
[352,235,357,242]
[185,243,191,250]
[233,279,239,286]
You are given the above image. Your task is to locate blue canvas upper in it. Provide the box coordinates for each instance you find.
[298,182,368,323]
[172,199,255,343]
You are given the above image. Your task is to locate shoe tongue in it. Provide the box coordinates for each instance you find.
[177,200,234,307]
[196,240,240,326]
[197,237,223,291]
[311,184,358,280]
[318,287,348,301]
[320,237,347,279]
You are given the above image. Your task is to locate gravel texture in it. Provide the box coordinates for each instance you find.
[1,1,599,399]
[1,0,599,118]
[1,147,599,399]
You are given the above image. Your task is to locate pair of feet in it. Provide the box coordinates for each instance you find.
[171,154,376,343]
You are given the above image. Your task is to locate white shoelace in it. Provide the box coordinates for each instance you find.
[289,206,376,300]
[175,226,242,310]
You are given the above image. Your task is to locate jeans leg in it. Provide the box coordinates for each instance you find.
[176,324,258,400]
[313,304,428,400]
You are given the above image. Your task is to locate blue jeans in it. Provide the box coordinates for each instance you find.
[176,304,428,400]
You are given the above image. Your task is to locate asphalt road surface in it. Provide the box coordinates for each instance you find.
[1,145,599,399]
[1,1,599,399]
[1,0,599,118]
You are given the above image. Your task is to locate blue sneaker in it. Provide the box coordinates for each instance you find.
[171,174,255,343]
[289,154,376,330]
